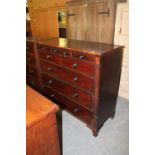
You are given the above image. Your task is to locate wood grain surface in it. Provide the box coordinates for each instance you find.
[35,38,123,56]
[26,86,59,128]
[66,0,126,43]
[26,86,60,155]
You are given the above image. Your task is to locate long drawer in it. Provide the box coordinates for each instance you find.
[43,86,92,125]
[40,60,95,92]
[42,73,92,109]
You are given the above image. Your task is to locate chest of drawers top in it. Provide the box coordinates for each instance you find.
[35,38,123,56]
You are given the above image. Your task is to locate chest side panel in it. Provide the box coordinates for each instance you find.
[96,48,123,130]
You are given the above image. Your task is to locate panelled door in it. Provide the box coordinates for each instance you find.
[67,4,87,40]
[31,9,59,40]
[88,1,111,43]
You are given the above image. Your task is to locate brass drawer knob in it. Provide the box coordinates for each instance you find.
[73,93,78,97]
[42,47,46,50]
[50,94,55,98]
[37,46,41,50]
[73,77,78,82]
[73,63,78,68]
[63,52,67,57]
[52,48,57,53]
[74,107,79,113]
[46,55,51,59]
[47,67,52,71]
[48,80,53,84]
[80,55,84,59]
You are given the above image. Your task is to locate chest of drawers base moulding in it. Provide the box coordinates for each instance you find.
[31,38,124,137]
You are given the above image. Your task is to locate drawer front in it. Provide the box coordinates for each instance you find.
[42,74,92,109]
[43,86,65,106]
[61,57,95,77]
[43,86,92,124]
[40,61,94,92]
[26,65,38,78]
[26,42,34,54]
[72,51,96,64]
[37,44,71,57]
[64,96,92,125]
[26,75,40,90]
[26,54,36,66]
[51,47,71,57]
[39,50,61,64]
[37,44,50,52]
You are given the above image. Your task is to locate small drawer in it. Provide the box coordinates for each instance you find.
[40,61,94,92]
[26,75,40,90]
[42,74,92,109]
[39,50,61,64]
[26,42,34,54]
[72,51,96,64]
[37,44,50,52]
[43,86,92,125]
[26,65,38,78]
[26,54,36,66]
[61,57,95,77]
[51,47,71,57]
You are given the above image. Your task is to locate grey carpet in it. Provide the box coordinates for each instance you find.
[63,97,129,155]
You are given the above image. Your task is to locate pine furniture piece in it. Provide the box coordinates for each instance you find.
[27,0,67,40]
[26,86,60,155]
[28,0,66,10]
[29,38,124,136]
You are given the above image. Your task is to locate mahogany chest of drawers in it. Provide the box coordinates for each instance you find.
[26,38,124,136]
[26,38,40,90]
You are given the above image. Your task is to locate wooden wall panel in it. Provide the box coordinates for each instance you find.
[66,0,125,43]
